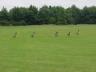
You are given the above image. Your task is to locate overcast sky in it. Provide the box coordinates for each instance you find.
[0,0,96,10]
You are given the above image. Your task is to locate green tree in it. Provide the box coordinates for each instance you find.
[38,5,50,24]
[9,7,28,25]
[66,5,81,24]
[0,7,9,25]
[24,5,38,25]
[81,6,96,24]
[53,6,67,24]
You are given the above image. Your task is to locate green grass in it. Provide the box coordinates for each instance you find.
[0,25,96,72]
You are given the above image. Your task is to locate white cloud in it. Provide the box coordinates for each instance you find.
[0,0,96,10]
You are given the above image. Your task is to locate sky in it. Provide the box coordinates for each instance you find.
[0,0,96,10]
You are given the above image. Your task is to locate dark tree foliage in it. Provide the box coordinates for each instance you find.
[66,5,81,24]
[0,5,96,26]
[0,7,9,25]
[25,5,38,25]
[38,5,50,24]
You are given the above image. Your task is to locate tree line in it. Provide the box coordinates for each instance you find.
[0,5,96,26]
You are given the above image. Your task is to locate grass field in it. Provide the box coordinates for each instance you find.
[0,25,96,72]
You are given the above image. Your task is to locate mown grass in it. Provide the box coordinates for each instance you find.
[0,25,96,72]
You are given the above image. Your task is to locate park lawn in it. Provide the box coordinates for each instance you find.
[0,25,96,72]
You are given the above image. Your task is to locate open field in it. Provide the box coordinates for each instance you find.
[0,25,96,72]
